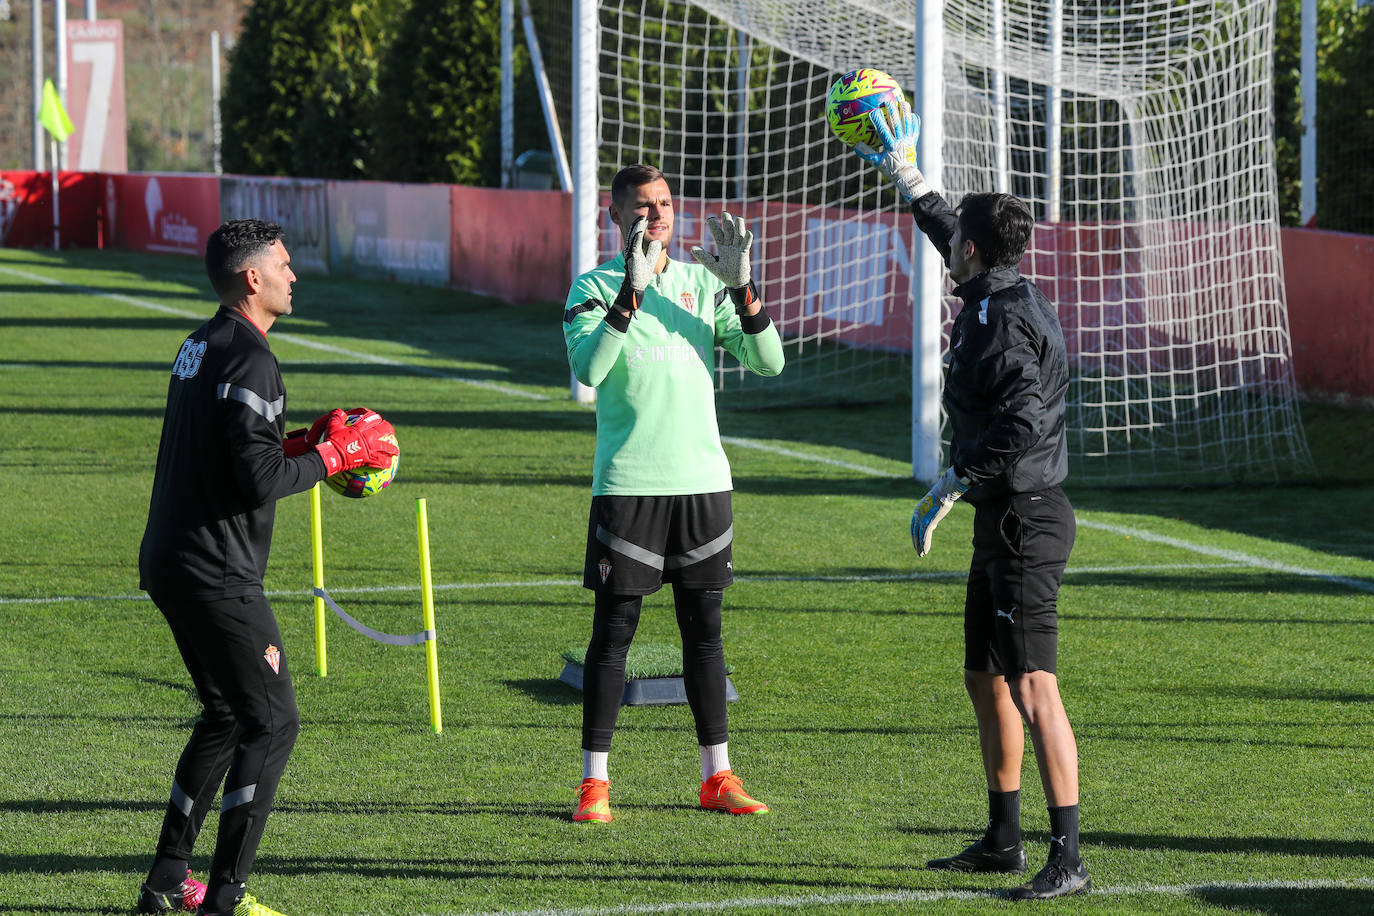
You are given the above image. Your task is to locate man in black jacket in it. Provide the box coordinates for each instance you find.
[135,219,397,916]
[854,104,1089,900]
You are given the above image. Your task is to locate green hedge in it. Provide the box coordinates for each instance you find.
[1273,0,1373,233]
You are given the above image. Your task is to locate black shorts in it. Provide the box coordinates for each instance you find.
[583,491,734,595]
[964,486,1075,676]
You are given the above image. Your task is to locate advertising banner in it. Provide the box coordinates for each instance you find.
[221,175,329,274]
[0,171,103,248]
[450,186,570,304]
[65,20,128,172]
[108,173,221,255]
[326,181,450,287]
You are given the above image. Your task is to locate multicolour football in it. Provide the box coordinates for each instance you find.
[325,412,399,498]
[825,68,907,148]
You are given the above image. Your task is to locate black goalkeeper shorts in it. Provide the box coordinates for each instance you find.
[583,491,734,595]
[964,486,1076,677]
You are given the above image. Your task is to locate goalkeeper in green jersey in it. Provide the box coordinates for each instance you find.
[562,163,785,823]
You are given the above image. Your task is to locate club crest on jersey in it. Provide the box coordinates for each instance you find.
[598,558,612,584]
[263,644,281,674]
[172,339,207,379]
[679,292,696,313]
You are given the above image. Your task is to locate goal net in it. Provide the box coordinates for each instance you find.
[537,0,1314,484]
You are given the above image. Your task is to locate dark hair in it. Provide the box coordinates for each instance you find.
[956,193,1033,269]
[611,163,668,209]
[205,218,285,295]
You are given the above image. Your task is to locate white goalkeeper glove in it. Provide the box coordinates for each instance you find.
[910,466,971,557]
[690,212,753,290]
[853,98,930,202]
[615,216,662,314]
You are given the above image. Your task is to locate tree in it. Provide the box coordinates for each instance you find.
[221,0,402,178]
[1273,0,1373,232]
[373,0,550,185]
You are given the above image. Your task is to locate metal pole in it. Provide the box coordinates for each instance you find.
[522,0,572,192]
[50,138,59,248]
[1047,0,1063,222]
[570,0,598,404]
[500,0,514,188]
[32,0,44,171]
[911,0,945,481]
[56,0,68,172]
[211,30,222,174]
[733,32,750,201]
[1299,0,1316,225]
[85,1,97,18]
[990,0,1009,193]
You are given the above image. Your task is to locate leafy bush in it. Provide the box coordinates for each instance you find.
[1273,0,1373,232]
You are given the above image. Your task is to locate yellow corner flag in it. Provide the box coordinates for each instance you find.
[39,78,75,143]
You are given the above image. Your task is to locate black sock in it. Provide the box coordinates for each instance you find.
[145,856,189,891]
[204,881,245,915]
[984,789,1021,848]
[1047,804,1081,863]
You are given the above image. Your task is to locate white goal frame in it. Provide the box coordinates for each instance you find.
[562,0,1313,485]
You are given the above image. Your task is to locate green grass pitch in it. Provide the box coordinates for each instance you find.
[1,247,1372,915]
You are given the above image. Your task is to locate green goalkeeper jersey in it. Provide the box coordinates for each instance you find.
[564,253,785,496]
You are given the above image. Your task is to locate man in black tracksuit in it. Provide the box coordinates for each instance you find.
[855,104,1089,899]
[135,219,397,916]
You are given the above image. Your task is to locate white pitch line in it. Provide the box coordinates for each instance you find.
[721,436,903,478]
[440,876,1374,916]
[0,563,1254,606]
[1077,517,1374,594]
[0,264,547,400]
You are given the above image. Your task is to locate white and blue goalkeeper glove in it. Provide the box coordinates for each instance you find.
[690,212,753,290]
[854,98,930,202]
[910,466,971,557]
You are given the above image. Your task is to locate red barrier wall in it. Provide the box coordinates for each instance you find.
[4,171,1372,403]
[450,186,571,304]
[106,173,221,256]
[0,171,103,248]
[1282,227,1374,402]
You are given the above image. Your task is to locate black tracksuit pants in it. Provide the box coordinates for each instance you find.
[150,591,300,888]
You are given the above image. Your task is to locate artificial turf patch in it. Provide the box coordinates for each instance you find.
[558,643,739,705]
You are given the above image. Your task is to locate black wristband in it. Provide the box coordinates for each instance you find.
[738,308,771,335]
[604,301,632,333]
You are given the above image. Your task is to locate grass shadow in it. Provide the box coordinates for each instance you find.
[1190,886,1374,915]
[504,677,581,707]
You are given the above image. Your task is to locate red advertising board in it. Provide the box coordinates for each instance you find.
[106,173,221,256]
[450,186,571,304]
[0,171,103,248]
[1283,227,1374,400]
[65,20,128,172]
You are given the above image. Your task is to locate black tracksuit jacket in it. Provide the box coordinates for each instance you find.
[139,306,326,598]
[911,191,1070,504]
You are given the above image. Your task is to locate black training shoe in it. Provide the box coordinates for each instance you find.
[926,838,1028,873]
[1007,857,1091,900]
[135,871,207,913]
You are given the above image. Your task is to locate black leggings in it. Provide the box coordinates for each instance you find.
[581,587,729,752]
[150,592,300,889]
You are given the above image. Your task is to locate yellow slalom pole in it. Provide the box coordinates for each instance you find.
[415,497,442,734]
[309,481,328,677]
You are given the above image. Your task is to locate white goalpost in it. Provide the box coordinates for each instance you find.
[548,0,1313,485]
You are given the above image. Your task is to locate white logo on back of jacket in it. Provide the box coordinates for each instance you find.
[172,339,207,379]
